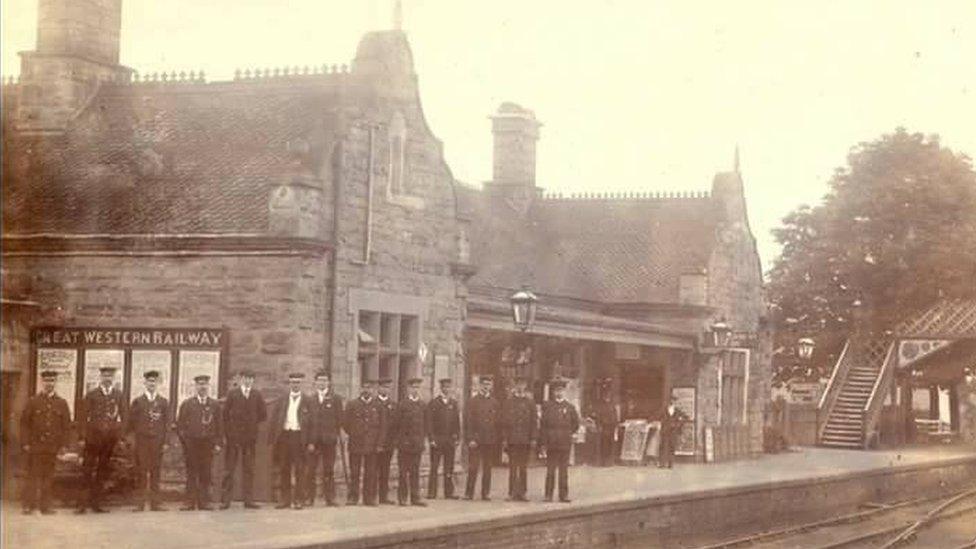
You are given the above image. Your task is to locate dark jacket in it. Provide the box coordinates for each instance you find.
[502,395,537,446]
[222,386,268,443]
[376,396,397,451]
[177,396,223,441]
[540,399,580,450]
[20,392,71,454]
[79,386,126,439]
[310,391,343,445]
[343,396,383,454]
[588,399,619,432]
[395,397,427,453]
[660,407,688,441]
[127,394,171,439]
[465,392,501,445]
[426,395,460,447]
[267,393,314,447]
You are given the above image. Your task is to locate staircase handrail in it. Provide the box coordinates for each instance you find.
[861,340,897,449]
[817,339,852,442]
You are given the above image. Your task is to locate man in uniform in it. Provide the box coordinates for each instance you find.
[343,379,382,506]
[177,374,223,510]
[306,370,343,507]
[426,378,460,499]
[587,378,619,466]
[502,376,536,502]
[540,378,579,503]
[658,396,688,469]
[127,370,170,511]
[464,375,500,501]
[20,370,71,514]
[220,369,267,510]
[268,372,314,509]
[77,366,126,514]
[374,377,397,505]
[395,377,427,506]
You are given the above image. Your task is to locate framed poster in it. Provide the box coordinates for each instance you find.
[619,419,650,463]
[35,348,78,419]
[178,350,221,401]
[671,386,697,456]
[83,349,125,394]
[130,350,173,402]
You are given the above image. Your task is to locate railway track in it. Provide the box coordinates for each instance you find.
[692,487,976,549]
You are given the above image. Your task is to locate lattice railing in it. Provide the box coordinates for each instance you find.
[895,298,976,339]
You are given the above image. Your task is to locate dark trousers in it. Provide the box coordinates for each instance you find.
[544,446,570,500]
[134,435,165,504]
[659,435,675,468]
[79,432,118,508]
[183,437,215,507]
[376,449,393,501]
[465,443,496,498]
[507,444,529,499]
[221,439,256,504]
[397,450,422,503]
[305,442,337,504]
[276,432,306,505]
[348,452,377,504]
[23,453,56,511]
[599,429,616,466]
[427,443,456,498]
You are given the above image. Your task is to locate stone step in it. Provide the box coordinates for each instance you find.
[821,439,862,449]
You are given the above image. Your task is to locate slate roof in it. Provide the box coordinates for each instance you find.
[468,190,722,304]
[2,80,339,235]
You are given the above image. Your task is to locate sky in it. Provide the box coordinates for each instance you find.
[3,1,975,272]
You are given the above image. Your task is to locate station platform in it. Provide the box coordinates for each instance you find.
[5,446,976,549]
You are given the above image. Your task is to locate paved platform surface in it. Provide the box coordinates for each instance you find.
[5,446,976,549]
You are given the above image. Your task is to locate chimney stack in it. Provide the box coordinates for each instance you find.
[491,103,541,187]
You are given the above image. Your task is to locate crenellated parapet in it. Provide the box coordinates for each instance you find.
[541,190,711,201]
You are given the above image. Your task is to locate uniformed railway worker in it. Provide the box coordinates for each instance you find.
[127,370,171,511]
[76,366,127,514]
[221,368,267,510]
[464,375,501,501]
[306,370,343,507]
[343,379,382,506]
[426,378,460,500]
[395,377,428,506]
[177,374,223,510]
[268,372,314,510]
[540,378,579,503]
[587,378,619,466]
[374,377,397,505]
[502,376,537,502]
[20,370,71,515]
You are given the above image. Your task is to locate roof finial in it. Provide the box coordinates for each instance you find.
[394,0,403,30]
[734,143,741,174]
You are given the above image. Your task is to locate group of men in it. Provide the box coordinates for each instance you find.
[19,366,586,514]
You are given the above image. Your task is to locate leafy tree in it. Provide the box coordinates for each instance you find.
[767,129,976,384]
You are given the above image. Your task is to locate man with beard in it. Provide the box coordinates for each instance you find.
[540,378,579,503]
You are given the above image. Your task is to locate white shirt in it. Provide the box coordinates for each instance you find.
[101,385,113,396]
[241,386,251,399]
[317,390,329,404]
[198,396,208,405]
[285,392,302,430]
[408,395,420,403]
[145,391,157,402]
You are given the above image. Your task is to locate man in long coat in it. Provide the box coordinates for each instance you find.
[177,374,223,510]
[426,378,460,499]
[76,366,126,514]
[539,378,579,503]
[343,379,382,506]
[220,369,267,509]
[127,370,170,511]
[20,370,71,514]
[464,375,500,501]
[502,376,536,502]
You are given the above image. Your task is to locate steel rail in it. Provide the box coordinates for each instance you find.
[880,486,976,549]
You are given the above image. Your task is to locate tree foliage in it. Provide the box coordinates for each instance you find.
[767,129,976,383]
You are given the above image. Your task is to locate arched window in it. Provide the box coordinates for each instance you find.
[388,112,407,195]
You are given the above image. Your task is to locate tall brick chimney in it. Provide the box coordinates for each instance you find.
[491,103,541,187]
[16,0,131,134]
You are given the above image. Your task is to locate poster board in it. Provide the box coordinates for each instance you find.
[83,349,125,393]
[644,420,662,458]
[671,386,697,456]
[35,348,78,419]
[130,350,173,402]
[619,419,650,463]
[178,350,221,401]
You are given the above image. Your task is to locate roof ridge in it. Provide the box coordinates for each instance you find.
[541,190,711,201]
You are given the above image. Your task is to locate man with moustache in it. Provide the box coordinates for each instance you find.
[426,378,460,500]
[177,374,223,510]
[343,379,382,506]
[268,372,314,510]
[502,376,537,502]
[374,378,397,505]
[220,369,267,509]
[540,378,580,503]
[20,370,71,515]
[76,366,126,514]
[127,370,170,511]
[464,375,500,501]
[395,377,428,506]
[306,370,343,507]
